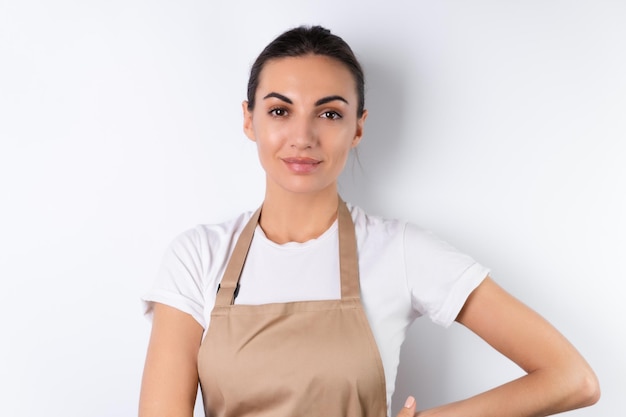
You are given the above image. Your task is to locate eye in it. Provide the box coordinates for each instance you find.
[320,110,342,120]
[269,107,288,117]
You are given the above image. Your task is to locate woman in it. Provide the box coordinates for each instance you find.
[139,26,600,417]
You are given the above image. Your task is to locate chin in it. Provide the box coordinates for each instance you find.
[273,179,335,196]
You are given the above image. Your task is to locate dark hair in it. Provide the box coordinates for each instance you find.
[246,25,365,117]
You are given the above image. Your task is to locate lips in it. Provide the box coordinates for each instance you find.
[281,157,322,173]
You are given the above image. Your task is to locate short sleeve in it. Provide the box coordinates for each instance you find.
[142,228,207,328]
[403,223,490,327]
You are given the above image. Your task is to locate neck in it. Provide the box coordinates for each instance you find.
[259,184,340,244]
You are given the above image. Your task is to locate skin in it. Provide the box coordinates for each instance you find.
[139,54,600,417]
[243,55,367,244]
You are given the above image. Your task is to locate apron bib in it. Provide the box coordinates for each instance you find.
[198,199,388,417]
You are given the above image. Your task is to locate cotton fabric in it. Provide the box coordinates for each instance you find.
[142,203,489,410]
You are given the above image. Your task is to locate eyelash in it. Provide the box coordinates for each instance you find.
[268,107,343,120]
[268,107,288,117]
[321,110,342,120]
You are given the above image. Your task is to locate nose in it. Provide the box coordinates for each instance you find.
[289,116,317,149]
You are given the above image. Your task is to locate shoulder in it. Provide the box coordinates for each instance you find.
[160,211,256,276]
[169,211,255,254]
[345,202,469,252]
[346,203,444,249]
[346,203,406,242]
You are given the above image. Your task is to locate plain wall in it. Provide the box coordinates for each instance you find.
[1,1,624,416]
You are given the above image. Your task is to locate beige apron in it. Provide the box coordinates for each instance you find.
[197,199,388,417]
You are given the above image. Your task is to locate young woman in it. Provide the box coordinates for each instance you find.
[139,26,600,417]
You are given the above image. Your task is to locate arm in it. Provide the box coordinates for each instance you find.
[415,276,600,417]
[139,303,204,417]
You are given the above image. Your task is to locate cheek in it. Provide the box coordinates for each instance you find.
[254,126,286,164]
[255,140,273,163]
[254,122,287,146]
[326,126,357,153]
[324,142,352,170]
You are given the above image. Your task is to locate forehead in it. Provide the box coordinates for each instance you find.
[257,55,357,99]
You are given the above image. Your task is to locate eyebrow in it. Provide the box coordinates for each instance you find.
[263,92,292,104]
[262,92,349,106]
[315,95,349,106]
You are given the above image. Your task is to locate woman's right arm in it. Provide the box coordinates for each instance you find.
[139,303,204,417]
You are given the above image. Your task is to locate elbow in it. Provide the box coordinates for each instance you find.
[569,366,601,409]
[578,370,601,407]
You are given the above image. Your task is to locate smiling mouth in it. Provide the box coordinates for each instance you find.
[282,157,321,164]
[281,157,322,173]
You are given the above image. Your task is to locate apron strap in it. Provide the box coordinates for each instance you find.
[215,206,262,306]
[215,198,360,306]
[337,199,360,300]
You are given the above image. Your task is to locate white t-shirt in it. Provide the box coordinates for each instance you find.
[142,204,489,412]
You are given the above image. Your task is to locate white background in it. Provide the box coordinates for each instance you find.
[1,1,624,416]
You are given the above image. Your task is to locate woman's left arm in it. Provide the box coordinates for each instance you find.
[414,276,600,417]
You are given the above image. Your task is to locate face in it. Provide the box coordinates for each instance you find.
[243,54,367,197]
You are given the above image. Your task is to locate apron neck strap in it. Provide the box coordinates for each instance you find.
[215,198,360,306]
[337,198,360,300]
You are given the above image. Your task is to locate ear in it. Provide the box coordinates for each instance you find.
[351,109,368,148]
[242,101,256,142]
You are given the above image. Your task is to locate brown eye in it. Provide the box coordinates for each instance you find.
[269,108,287,117]
[321,110,342,120]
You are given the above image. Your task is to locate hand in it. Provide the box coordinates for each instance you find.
[396,396,416,417]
